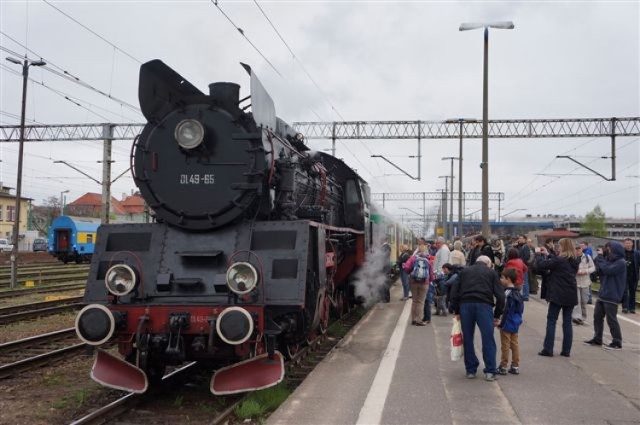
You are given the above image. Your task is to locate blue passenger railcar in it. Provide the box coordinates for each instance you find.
[48,216,100,263]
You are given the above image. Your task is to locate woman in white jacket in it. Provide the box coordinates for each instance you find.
[573,244,596,325]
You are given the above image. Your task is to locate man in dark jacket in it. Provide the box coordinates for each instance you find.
[451,255,505,381]
[621,238,640,314]
[585,241,626,350]
[468,235,494,266]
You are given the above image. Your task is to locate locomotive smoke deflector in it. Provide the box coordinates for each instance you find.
[241,63,276,130]
[138,59,205,123]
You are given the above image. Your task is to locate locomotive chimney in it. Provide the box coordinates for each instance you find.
[209,82,240,113]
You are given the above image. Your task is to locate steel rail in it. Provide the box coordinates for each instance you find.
[0,282,85,299]
[69,361,199,425]
[0,273,89,288]
[0,302,84,325]
[0,328,85,379]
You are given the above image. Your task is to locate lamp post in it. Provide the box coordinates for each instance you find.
[634,202,640,247]
[460,21,514,237]
[438,176,450,239]
[442,156,460,239]
[60,190,70,216]
[6,56,46,289]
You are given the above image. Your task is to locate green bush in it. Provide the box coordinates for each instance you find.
[234,382,291,419]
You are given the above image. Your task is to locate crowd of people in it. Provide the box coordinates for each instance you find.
[393,234,640,381]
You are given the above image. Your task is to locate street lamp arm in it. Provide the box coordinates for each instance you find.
[111,167,130,184]
[54,160,101,184]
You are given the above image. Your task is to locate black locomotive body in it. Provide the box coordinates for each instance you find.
[75,60,371,394]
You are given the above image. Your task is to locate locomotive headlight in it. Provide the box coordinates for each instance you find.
[226,262,258,294]
[174,119,205,150]
[105,264,137,296]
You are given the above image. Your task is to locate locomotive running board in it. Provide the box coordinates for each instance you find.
[91,349,149,394]
[211,351,285,395]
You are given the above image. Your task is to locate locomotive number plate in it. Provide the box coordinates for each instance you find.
[180,174,215,185]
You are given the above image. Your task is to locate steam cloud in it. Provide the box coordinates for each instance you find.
[353,234,393,306]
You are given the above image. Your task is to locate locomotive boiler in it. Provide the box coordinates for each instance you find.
[74,60,371,395]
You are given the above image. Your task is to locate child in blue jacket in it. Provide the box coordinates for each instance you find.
[498,268,524,375]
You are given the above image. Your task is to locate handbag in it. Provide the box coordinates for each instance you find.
[450,317,463,361]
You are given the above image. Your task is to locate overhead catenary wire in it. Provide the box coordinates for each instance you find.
[0,36,143,116]
[41,0,142,65]
[251,0,388,189]
[210,0,283,78]
[0,63,137,122]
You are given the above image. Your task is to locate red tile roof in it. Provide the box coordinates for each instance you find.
[120,194,145,214]
[68,192,126,215]
[540,229,579,238]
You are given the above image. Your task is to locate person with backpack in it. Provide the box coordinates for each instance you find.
[573,244,595,325]
[396,245,412,301]
[403,251,433,326]
[497,268,524,375]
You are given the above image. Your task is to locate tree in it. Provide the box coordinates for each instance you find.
[582,205,606,237]
[31,196,62,236]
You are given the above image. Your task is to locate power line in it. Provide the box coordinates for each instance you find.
[41,0,142,64]
[0,63,134,122]
[251,0,388,186]
[0,35,142,115]
[210,0,283,78]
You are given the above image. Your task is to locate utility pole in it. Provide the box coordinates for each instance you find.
[101,125,114,224]
[5,56,46,288]
[458,120,464,238]
[442,156,460,240]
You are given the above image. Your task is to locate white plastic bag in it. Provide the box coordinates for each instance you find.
[450,316,463,361]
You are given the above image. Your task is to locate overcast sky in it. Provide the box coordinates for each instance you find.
[0,0,638,227]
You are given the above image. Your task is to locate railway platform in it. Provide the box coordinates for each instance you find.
[267,282,640,425]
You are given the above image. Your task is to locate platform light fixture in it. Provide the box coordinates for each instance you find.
[459,21,514,236]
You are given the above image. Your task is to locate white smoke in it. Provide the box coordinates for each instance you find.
[353,234,393,307]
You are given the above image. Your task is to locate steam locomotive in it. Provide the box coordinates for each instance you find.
[74,60,373,395]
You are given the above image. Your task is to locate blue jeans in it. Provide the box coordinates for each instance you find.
[522,272,530,300]
[400,270,410,298]
[543,302,573,354]
[459,302,497,374]
[423,284,435,321]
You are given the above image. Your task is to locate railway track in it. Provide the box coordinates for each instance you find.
[0,267,90,289]
[68,307,366,425]
[0,297,84,325]
[69,362,200,425]
[0,282,85,299]
[0,328,86,379]
[0,263,89,277]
